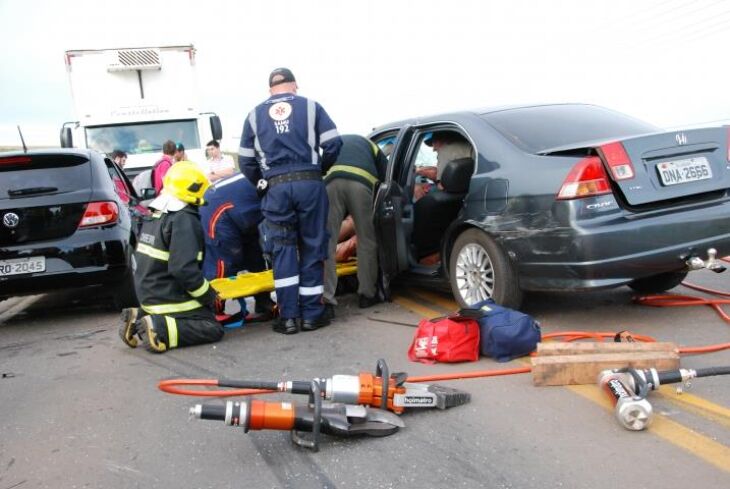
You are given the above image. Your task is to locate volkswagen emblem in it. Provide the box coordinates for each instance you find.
[2,212,20,229]
[675,133,687,145]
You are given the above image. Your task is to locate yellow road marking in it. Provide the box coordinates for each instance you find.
[391,294,444,320]
[656,386,730,429]
[394,289,730,474]
[408,289,459,312]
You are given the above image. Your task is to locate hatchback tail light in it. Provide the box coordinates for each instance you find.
[78,201,119,228]
[557,156,612,200]
[598,141,634,180]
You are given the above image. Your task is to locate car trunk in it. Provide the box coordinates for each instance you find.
[0,154,92,246]
[606,128,730,207]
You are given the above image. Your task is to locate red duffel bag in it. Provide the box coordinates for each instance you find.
[407,315,480,364]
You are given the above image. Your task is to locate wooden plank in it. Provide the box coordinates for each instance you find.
[531,351,680,386]
[537,342,678,356]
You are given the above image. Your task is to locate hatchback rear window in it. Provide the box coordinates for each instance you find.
[0,154,91,200]
[482,105,659,154]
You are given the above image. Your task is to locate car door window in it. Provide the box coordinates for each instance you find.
[105,159,131,204]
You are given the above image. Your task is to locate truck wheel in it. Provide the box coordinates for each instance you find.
[628,271,687,294]
[449,228,523,309]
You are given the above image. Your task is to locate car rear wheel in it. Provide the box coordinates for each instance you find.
[449,229,523,309]
[628,271,688,294]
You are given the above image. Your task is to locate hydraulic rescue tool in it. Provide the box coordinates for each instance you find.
[190,381,405,451]
[176,359,471,414]
[598,366,730,431]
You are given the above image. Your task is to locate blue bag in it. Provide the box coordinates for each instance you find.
[458,299,541,362]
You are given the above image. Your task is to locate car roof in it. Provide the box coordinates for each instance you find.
[370,102,598,134]
[0,147,98,159]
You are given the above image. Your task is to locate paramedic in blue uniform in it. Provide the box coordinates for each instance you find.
[239,68,343,335]
[199,172,275,324]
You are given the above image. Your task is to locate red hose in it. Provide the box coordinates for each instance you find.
[159,259,730,397]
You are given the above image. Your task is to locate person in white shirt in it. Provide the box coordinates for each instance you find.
[205,140,236,182]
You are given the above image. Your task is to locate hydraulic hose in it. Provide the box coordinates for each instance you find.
[694,366,730,378]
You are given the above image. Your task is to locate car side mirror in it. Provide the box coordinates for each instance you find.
[140,188,157,200]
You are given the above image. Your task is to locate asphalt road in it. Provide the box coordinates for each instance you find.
[1,269,729,489]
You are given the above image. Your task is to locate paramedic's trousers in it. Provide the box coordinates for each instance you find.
[323,178,378,304]
[147,307,224,349]
[260,178,329,321]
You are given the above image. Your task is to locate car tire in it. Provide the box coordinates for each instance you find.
[449,228,523,309]
[628,271,688,294]
[112,273,139,310]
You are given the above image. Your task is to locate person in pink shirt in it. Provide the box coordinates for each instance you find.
[153,140,177,193]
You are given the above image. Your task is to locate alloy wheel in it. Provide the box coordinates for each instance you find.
[454,243,494,305]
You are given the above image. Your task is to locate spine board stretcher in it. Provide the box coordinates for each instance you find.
[211,259,358,299]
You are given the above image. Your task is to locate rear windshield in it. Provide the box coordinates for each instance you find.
[482,105,659,154]
[0,154,90,200]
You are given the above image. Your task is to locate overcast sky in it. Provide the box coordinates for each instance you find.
[1,0,730,149]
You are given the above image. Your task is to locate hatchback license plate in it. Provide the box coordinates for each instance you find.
[0,257,46,276]
[657,157,712,186]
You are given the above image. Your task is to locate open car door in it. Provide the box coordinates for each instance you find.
[373,126,413,299]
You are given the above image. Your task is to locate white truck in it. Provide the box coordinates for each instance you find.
[60,45,222,176]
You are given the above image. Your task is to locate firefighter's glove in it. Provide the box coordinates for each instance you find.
[256,179,268,198]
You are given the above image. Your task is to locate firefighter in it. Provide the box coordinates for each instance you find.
[119,161,224,353]
[239,67,342,335]
[199,172,275,324]
[323,134,388,309]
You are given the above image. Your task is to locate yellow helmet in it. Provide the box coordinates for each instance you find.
[162,161,209,206]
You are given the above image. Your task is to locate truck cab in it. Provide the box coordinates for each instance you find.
[60,45,222,177]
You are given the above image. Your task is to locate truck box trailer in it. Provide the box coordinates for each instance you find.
[60,45,222,176]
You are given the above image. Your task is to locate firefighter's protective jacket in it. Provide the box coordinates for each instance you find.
[134,204,216,316]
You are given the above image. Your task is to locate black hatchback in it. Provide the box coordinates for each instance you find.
[0,149,143,308]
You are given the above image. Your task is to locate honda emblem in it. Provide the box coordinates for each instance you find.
[675,133,687,145]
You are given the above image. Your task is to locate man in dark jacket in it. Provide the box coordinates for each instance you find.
[238,67,342,335]
[119,161,224,353]
[323,135,387,309]
[199,172,275,324]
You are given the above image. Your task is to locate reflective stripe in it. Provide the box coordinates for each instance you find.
[197,251,203,262]
[214,173,246,189]
[320,128,339,144]
[299,285,323,296]
[307,99,317,164]
[369,140,379,156]
[165,316,179,348]
[142,300,202,315]
[274,275,299,288]
[137,243,170,261]
[249,110,269,171]
[207,203,234,239]
[188,280,210,298]
[238,146,256,158]
[327,165,378,186]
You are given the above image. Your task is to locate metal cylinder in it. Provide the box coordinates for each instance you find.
[598,370,653,431]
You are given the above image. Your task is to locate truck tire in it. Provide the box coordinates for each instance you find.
[449,228,523,309]
[628,271,687,294]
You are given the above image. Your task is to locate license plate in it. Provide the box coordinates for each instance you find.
[0,256,46,276]
[657,157,713,186]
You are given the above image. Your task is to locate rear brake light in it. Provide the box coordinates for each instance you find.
[599,141,635,180]
[79,201,119,228]
[0,156,31,165]
[557,156,612,200]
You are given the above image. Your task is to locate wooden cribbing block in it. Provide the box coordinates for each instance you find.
[531,345,680,386]
[536,342,679,357]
